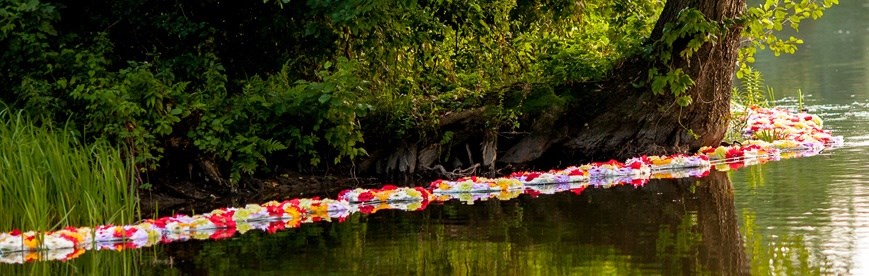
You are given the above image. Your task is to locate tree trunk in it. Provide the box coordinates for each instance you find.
[555,0,744,161]
[501,0,746,165]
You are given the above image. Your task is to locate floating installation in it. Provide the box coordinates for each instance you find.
[0,106,843,263]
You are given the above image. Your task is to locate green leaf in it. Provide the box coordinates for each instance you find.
[651,76,667,95]
[318,94,332,104]
[676,95,693,107]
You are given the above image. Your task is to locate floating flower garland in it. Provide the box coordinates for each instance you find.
[338,185,431,203]
[0,106,843,263]
[430,177,523,193]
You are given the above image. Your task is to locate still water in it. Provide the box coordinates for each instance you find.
[7,1,869,275]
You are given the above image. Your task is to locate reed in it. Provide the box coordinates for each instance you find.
[0,109,139,232]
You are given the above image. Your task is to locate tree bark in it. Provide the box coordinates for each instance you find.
[553,0,744,161]
[500,0,746,165]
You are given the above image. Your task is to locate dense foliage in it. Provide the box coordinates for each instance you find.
[0,0,664,184]
[0,0,835,186]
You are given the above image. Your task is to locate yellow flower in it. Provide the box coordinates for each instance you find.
[237,222,253,234]
[376,190,392,202]
[284,205,302,220]
[23,233,39,249]
[192,232,211,240]
[651,158,672,165]
[233,208,252,221]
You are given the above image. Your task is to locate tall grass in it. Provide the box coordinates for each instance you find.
[0,109,139,232]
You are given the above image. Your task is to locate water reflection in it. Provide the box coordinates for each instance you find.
[134,172,748,274]
[753,0,869,103]
[0,249,157,275]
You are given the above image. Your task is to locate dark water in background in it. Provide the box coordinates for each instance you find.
[6,1,869,275]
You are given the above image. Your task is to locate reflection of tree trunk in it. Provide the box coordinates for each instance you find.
[695,171,749,275]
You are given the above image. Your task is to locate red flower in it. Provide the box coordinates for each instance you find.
[415,187,430,197]
[641,155,651,163]
[524,188,541,198]
[357,191,375,202]
[267,221,285,234]
[10,229,21,236]
[418,198,431,211]
[266,204,284,216]
[208,211,237,228]
[210,228,237,240]
[729,162,744,170]
[725,148,744,159]
[381,184,398,190]
[153,218,171,228]
[160,236,174,244]
[568,170,585,176]
[525,172,541,181]
[113,227,137,239]
[570,187,586,195]
[628,161,643,169]
[358,204,375,214]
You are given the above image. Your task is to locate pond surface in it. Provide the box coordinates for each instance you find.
[6,1,869,275]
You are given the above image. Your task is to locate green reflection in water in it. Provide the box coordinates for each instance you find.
[656,213,703,275]
[741,209,832,275]
[0,248,170,275]
[142,173,746,275]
